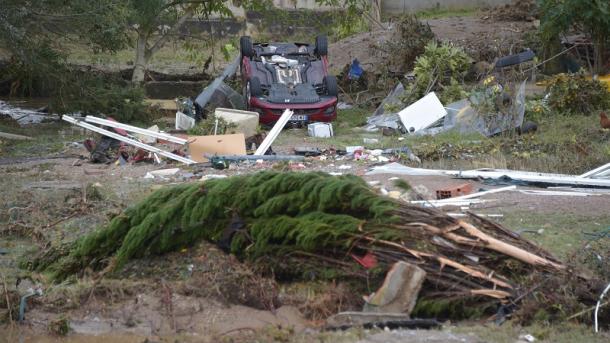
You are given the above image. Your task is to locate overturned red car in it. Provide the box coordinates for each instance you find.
[239,35,338,125]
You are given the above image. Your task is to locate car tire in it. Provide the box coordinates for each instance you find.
[324,75,338,97]
[315,35,328,57]
[240,36,254,58]
[248,77,263,99]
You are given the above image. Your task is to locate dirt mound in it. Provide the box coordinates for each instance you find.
[328,28,392,74]
[329,16,535,78]
[486,0,538,22]
[328,15,433,77]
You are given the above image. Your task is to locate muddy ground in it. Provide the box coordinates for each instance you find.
[1,115,610,342]
[1,8,610,343]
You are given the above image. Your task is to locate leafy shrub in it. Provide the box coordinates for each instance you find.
[546,73,610,115]
[403,41,471,105]
[59,77,148,123]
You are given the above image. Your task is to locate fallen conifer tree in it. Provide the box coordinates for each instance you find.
[32,172,601,320]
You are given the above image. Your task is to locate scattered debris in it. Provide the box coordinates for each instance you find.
[63,115,195,165]
[368,162,610,188]
[325,312,439,330]
[0,101,58,126]
[194,55,241,112]
[85,115,187,144]
[35,172,571,313]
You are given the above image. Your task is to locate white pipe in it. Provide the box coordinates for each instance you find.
[63,115,196,165]
[85,115,187,145]
[580,162,610,179]
[595,281,610,333]
[448,185,517,200]
[254,109,293,156]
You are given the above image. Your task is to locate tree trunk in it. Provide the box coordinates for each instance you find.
[132,32,150,84]
[593,34,604,75]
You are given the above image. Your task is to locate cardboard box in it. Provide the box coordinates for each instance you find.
[188,133,246,162]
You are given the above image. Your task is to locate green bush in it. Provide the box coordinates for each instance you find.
[546,73,610,115]
[58,77,148,123]
[404,41,471,105]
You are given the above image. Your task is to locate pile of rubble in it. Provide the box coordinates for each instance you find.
[484,0,539,22]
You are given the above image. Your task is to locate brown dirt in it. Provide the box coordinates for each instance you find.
[329,16,536,74]
[484,0,539,22]
[2,107,610,341]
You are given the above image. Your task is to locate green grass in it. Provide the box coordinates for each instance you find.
[398,114,610,174]
[62,36,235,74]
[274,107,412,150]
[0,120,86,158]
[415,6,480,19]
[454,322,610,343]
[499,211,610,259]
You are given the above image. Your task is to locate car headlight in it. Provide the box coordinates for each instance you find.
[324,106,335,115]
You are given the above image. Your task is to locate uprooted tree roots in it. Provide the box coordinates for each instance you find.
[31,172,604,321]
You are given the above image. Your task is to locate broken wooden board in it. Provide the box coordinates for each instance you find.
[188,133,246,162]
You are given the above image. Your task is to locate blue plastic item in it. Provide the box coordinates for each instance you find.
[348,59,363,79]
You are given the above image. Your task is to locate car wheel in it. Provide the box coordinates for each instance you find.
[246,76,263,107]
[324,75,338,97]
[315,35,328,57]
[240,36,254,58]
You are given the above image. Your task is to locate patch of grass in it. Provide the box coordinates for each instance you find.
[415,6,480,19]
[274,108,411,150]
[499,211,610,259]
[402,114,610,174]
[453,322,610,343]
[0,122,86,158]
[63,36,234,74]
